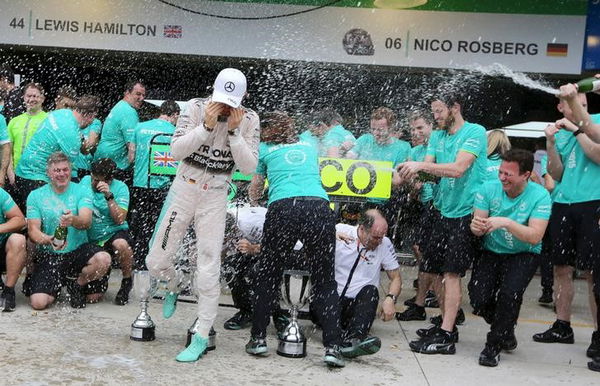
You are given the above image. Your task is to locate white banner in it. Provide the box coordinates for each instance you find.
[0,0,587,74]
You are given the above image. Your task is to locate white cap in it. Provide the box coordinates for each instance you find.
[211,68,247,108]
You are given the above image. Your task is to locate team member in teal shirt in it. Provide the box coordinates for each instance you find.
[398,92,487,355]
[0,111,10,187]
[485,129,511,182]
[26,152,111,310]
[80,158,133,305]
[94,81,145,182]
[469,149,550,367]
[15,96,100,212]
[247,111,344,368]
[128,100,179,266]
[74,118,102,180]
[299,108,355,157]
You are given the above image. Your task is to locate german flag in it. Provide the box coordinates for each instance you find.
[546,43,568,57]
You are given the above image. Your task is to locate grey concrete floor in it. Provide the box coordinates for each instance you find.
[1,265,599,386]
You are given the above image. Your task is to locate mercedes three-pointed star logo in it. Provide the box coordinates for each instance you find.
[224,81,235,92]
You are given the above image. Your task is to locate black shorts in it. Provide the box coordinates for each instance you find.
[414,202,439,249]
[0,237,9,273]
[30,243,103,297]
[549,200,600,271]
[419,213,476,276]
[97,230,132,256]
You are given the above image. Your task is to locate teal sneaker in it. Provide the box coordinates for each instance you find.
[245,336,268,356]
[340,336,381,358]
[163,292,178,319]
[176,334,208,362]
[324,346,345,367]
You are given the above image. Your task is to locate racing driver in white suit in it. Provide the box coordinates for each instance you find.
[146,68,260,362]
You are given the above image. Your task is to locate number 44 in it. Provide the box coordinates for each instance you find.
[9,18,25,29]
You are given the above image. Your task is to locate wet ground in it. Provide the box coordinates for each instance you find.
[2,265,598,386]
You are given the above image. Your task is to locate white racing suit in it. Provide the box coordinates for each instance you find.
[146,97,260,337]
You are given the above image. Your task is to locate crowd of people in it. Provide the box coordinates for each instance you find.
[1,64,600,371]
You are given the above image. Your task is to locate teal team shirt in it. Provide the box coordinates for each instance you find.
[552,114,600,204]
[26,182,93,254]
[80,176,129,243]
[352,133,411,167]
[94,100,139,170]
[299,124,356,156]
[0,187,17,244]
[0,113,8,143]
[485,154,502,182]
[256,141,329,206]
[474,180,551,254]
[16,109,82,182]
[132,118,176,189]
[74,119,102,172]
[426,122,488,218]
[410,144,436,203]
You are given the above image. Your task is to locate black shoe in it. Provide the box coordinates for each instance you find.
[114,277,133,306]
[532,321,574,344]
[1,287,16,312]
[404,295,417,306]
[224,311,252,330]
[416,324,439,338]
[273,314,289,336]
[538,290,553,304]
[67,280,86,309]
[340,336,381,358]
[429,315,442,326]
[413,279,419,289]
[409,328,457,355]
[501,334,518,351]
[21,274,32,297]
[587,331,600,358]
[396,305,426,321]
[245,336,268,356]
[424,291,439,308]
[429,308,465,326]
[479,343,501,367]
[324,346,346,367]
[589,357,600,372]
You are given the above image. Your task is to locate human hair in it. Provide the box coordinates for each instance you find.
[371,107,396,127]
[315,108,343,127]
[91,158,116,180]
[260,111,298,144]
[46,151,70,168]
[408,110,433,125]
[23,82,45,95]
[500,148,534,174]
[0,89,7,103]
[74,95,101,115]
[0,66,14,83]
[357,208,384,231]
[160,100,180,116]
[125,80,145,93]
[487,129,511,157]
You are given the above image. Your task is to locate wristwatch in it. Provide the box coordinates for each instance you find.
[105,193,115,201]
[573,129,583,137]
[386,294,397,304]
[228,127,239,136]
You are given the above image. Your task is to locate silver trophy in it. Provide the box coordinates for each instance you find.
[277,270,312,358]
[130,270,158,341]
[186,319,217,352]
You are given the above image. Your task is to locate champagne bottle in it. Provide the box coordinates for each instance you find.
[52,224,68,249]
[417,171,439,183]
[576,77,600,93]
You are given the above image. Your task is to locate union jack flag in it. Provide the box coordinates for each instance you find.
[163,25,182,38]
[154,151,177,168]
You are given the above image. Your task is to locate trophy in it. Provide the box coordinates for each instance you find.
[130,270,158,341]
[185,319,217,352]
[277,270,312,358]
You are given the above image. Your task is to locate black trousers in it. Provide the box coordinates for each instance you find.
[340,285,379,340]
[251,197,341,347]
[539,232,554,292]
[468,250,539,344]
[129,187,169,269]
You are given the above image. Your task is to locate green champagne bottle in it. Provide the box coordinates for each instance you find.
[52,225,68,248]
[576,77,600,93]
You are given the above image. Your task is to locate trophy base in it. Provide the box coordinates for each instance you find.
[130,325,155,341]
[186,329,216,352]
[276,340,307,358]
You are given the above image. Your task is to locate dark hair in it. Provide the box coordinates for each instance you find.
[57,85,77,100]
[125,80,145,93]
[500,148,534,174]
[0,66,14,82]
[408,110,433,125]
[91,158,116,180]
[260,111,297,144]
[74,95,101,115]
[160,100,180,116]
[23,82,45,95]
[47,151,70,168]
[314,108,343,127]
[357,209,384,231]
[0,89,7,102]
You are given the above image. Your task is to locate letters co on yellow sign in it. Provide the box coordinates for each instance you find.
[319,158,393,199]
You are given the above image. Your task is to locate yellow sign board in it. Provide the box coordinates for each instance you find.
[319,158,393,199]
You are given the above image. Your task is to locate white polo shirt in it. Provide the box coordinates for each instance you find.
[334,224,399,299]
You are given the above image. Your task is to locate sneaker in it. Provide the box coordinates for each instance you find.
[224,311,252,330]
[396,305,426,321]
[114,277,133,306]
[340,336,381,358]
[1,287,16,312]
[67,280,86,309]
[163,292,178,319]
[501,334,518,352]
[273,313,289,336]
[324,346,346,367]
[589,357,600,372]
[538,290,553,304]
[587,331,600,358]
[479,343,501,367]
[21,274,32,297]
[176,333,208,362]
[416,325,459,342]
[429,308,465,326]
[409,328,457,355]
[413,279,419,289]
[246,336,268,356]
[404,291,438,308]
[532,321,574,344]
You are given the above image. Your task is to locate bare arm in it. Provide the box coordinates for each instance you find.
[81,131,100,155]
[249,174,266,204]
[397,151,476,180]
[487,217,548,245]
[556,118,600,164]
[470,208,489,237]
[545,124,564,182]
[27,218,53,246]
[381,268,402,322]
[70,207,92,230]
[559,83,600,143]
[128,142,136,164]
[0,205,26,234]
[0,143,10,186]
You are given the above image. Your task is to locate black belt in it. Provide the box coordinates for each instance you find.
[292,196,327,201]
